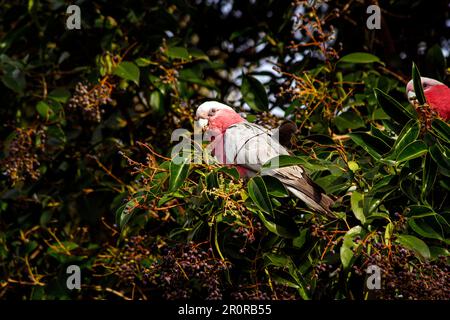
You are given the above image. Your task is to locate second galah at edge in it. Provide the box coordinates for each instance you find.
[195,101,334,216]
[406,77,450,121]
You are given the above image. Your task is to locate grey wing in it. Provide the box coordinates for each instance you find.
[224,122,334,215]
[270,166,334,215]
[223,122,290,172]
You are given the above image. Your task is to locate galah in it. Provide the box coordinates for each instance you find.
[195,101,334,215]
[406,77,450,121]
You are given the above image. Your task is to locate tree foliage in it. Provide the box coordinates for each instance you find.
[0,0,449,300]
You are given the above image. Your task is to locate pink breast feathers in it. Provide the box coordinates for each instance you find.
[425,85,450,121]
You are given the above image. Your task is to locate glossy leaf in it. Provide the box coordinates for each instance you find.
[167,46,189,60]
[48,88,71,103]
[349,132,391,160]
[113,61,140,85]
[426,44,447,81]
[262,175,289,198]
[338,52,380,64]
[430,246,450,260]
[421,153,437,199]
[412,62,426,105]
[396,140,427,163]
[248,176,273,214]
[340,226,362,269]
[334,111,365,131]
[430,118,450,144]
[374,88,417,124]
[36,101,54,121]
[169,156,190,192]
[396,234,430,260]
[429,142,450,177]
[255,211,298,238]
[391,119,420,156]
[241,75,269,112]
[350,191,366,224]
[408,218,443,240]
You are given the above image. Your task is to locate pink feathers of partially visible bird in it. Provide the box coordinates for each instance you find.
[406,77,450,121]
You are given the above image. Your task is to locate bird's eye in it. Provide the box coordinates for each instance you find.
[209,108,216,116]
[423,83,428,88]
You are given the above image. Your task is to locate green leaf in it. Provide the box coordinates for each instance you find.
[408,219,443,241]
[371,125,395,147]
[1,67,26,94]
[262,175,289,198]
[167,46,189,60]
[429,142,450,176]
[385,222,394,243]
[254,211,298,238]
[118,194,147,228]
[421,153,437,199]
[293,228,308,249]
[188,48,209,60]
[348,132,391,160]
[430,118,450,144]
[262,155,328,172]
[374,88,417,124]
[391,119,420,157]
[206,171,219,190]
[429,246,450,260]
[113,61,140,85]
[36,101,54,121]
[241,75,268,112]
[248,176,273,214]
[216,166,240,181]
[340,226,362,269]
[412,62,426,105]
[149,90,165,115]
[407,205,436,218]
[134,57,156,67]
[396,234,430,259]
[425,44,446,81]
[370,175,398,194]
[334,111,366,131]
[262,155,305,169]
[271,275,300,290]
[264,253,291,267]
[169,156,190,192]
[48,88,70,103]
[338,52,380,64]
[47,124,66,145]
[350,191,366,224]
[396,140,427,163]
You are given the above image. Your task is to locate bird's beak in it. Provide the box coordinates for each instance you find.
[195,118,209,131]
[407,91,417,103]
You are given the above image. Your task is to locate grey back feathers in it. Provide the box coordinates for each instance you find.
[223,122,334,215]
[224,122,290,172]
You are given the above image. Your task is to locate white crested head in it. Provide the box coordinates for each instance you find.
[196,101,234,119]
[195,101,235,129]
[406,77,444,102]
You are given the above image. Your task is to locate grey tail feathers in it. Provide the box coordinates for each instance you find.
[270,166,335,216]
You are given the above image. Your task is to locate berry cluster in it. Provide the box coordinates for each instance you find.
[230,282,297,300]
[67,82,112,122]
[109,238,229,300]
[111,235,154,283]
[231,221,263,245]
[154,242,228,300]
[358,244,450,300]
[1,128,45,183]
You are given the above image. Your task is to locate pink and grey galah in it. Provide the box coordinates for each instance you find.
[406,77,450,121]
[195,101,334,216]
